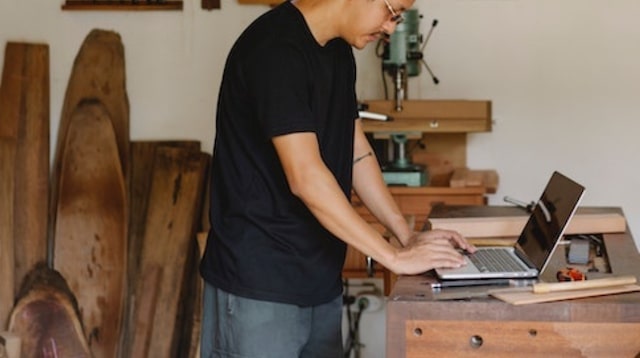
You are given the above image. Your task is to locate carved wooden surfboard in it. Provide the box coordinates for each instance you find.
[53,99,126,358]
[53,29,129,180]
[51,29,129,277]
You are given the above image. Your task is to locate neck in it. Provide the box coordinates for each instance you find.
[292,0,341,46]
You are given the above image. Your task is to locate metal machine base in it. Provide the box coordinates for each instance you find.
[382,165,428,187]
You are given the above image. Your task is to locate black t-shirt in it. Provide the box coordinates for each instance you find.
[200,1,359,306]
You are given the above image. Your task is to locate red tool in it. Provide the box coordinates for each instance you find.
[557,268,586,282]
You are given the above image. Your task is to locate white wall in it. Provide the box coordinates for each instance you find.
[0,0,266,157]
[1,1,637,248]
[356,0,640,251]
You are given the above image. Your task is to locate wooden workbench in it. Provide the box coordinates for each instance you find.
[386,206,640,357]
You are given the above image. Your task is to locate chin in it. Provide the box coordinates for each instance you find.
[353,42,366,50]
[353,37,374,50]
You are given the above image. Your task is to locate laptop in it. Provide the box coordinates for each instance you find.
[436,171,585,280]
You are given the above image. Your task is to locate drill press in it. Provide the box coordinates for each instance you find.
[377,9,438,187]
[381,133,427,187]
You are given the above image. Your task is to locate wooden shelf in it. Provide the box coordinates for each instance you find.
[386,186,486,196]
[362,99,492,134]
[62,1,182,11]
[237,0,281,4]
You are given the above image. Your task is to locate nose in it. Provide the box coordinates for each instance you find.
[381,20,398,35]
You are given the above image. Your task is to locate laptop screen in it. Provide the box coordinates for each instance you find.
[515,171,585,270]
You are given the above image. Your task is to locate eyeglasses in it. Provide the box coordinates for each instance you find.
[382,0,404,24]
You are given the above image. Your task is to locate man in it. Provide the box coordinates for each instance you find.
[200,0,475,356]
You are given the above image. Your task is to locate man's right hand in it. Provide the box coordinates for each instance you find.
[390,229,475,275]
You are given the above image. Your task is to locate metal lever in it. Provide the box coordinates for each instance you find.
[366,256,375,277]
[503,196,535,213]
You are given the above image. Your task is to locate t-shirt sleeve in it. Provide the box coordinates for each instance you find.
[244,43,316,139]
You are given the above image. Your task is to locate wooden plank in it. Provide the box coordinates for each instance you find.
[53,99,126,358]
[128,266,162,358]
[8,263,91,357]
[404,320,640,357]
[129,146,207,358]
[490,284,640,305]
[201,0,220,10]
[429,212,627,238]
[448,167,467,188]
[127,141,200,300]
[51,29,129,264]
[123,141,201,355]
[0,43,24,139]
[0,42,50,295]
[362,100,492,133]
[0,139,16,329]
[533,275,637,294]
[187,232,209,358]
[62,1,183,11]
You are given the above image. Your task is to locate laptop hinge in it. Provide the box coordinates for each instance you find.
[514,245,537,269]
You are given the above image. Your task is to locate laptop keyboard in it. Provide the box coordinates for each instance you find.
[468,248,527,272]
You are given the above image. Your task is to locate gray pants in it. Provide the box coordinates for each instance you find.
[200,282,343,358]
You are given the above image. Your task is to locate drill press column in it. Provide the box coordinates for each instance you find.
[381,133,428,187]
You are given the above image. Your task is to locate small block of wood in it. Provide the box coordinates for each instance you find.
[449,168,498,193]
[448,168,468,188]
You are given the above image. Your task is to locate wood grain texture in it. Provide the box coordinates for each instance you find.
[363,100,492,133]
[187,232,209,358]
[0,43,23,138]
[54,29,129,177]
[0,42,50,295]
[129,146,207,358]
[387,208,640,357]
[404,320,640,357]
[491,283,640,305]
[0,139,16,329]
[51,29,129,271]
[127,141,200,303]
[123,140,201,356]
[128,266,162,358]
[8,263,91,358]
[53,99,126,358]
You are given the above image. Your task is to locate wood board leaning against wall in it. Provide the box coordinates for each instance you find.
[0,29,212,358]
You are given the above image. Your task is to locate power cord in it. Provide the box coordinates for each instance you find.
[342,280,366,358]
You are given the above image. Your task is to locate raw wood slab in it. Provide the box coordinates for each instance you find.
[0,42,50,296]
[127,141,201,301]
[8,263,91,357]
[128,146,207,358]
[54,29,129,177]
[128,266,162,358]
[51,29,129,267]
[187,232,209,358]
[0,139,16,329]
[53,99,126,358]
[124,140,202,356]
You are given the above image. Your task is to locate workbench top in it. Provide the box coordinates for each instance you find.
[386,206,640,357]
